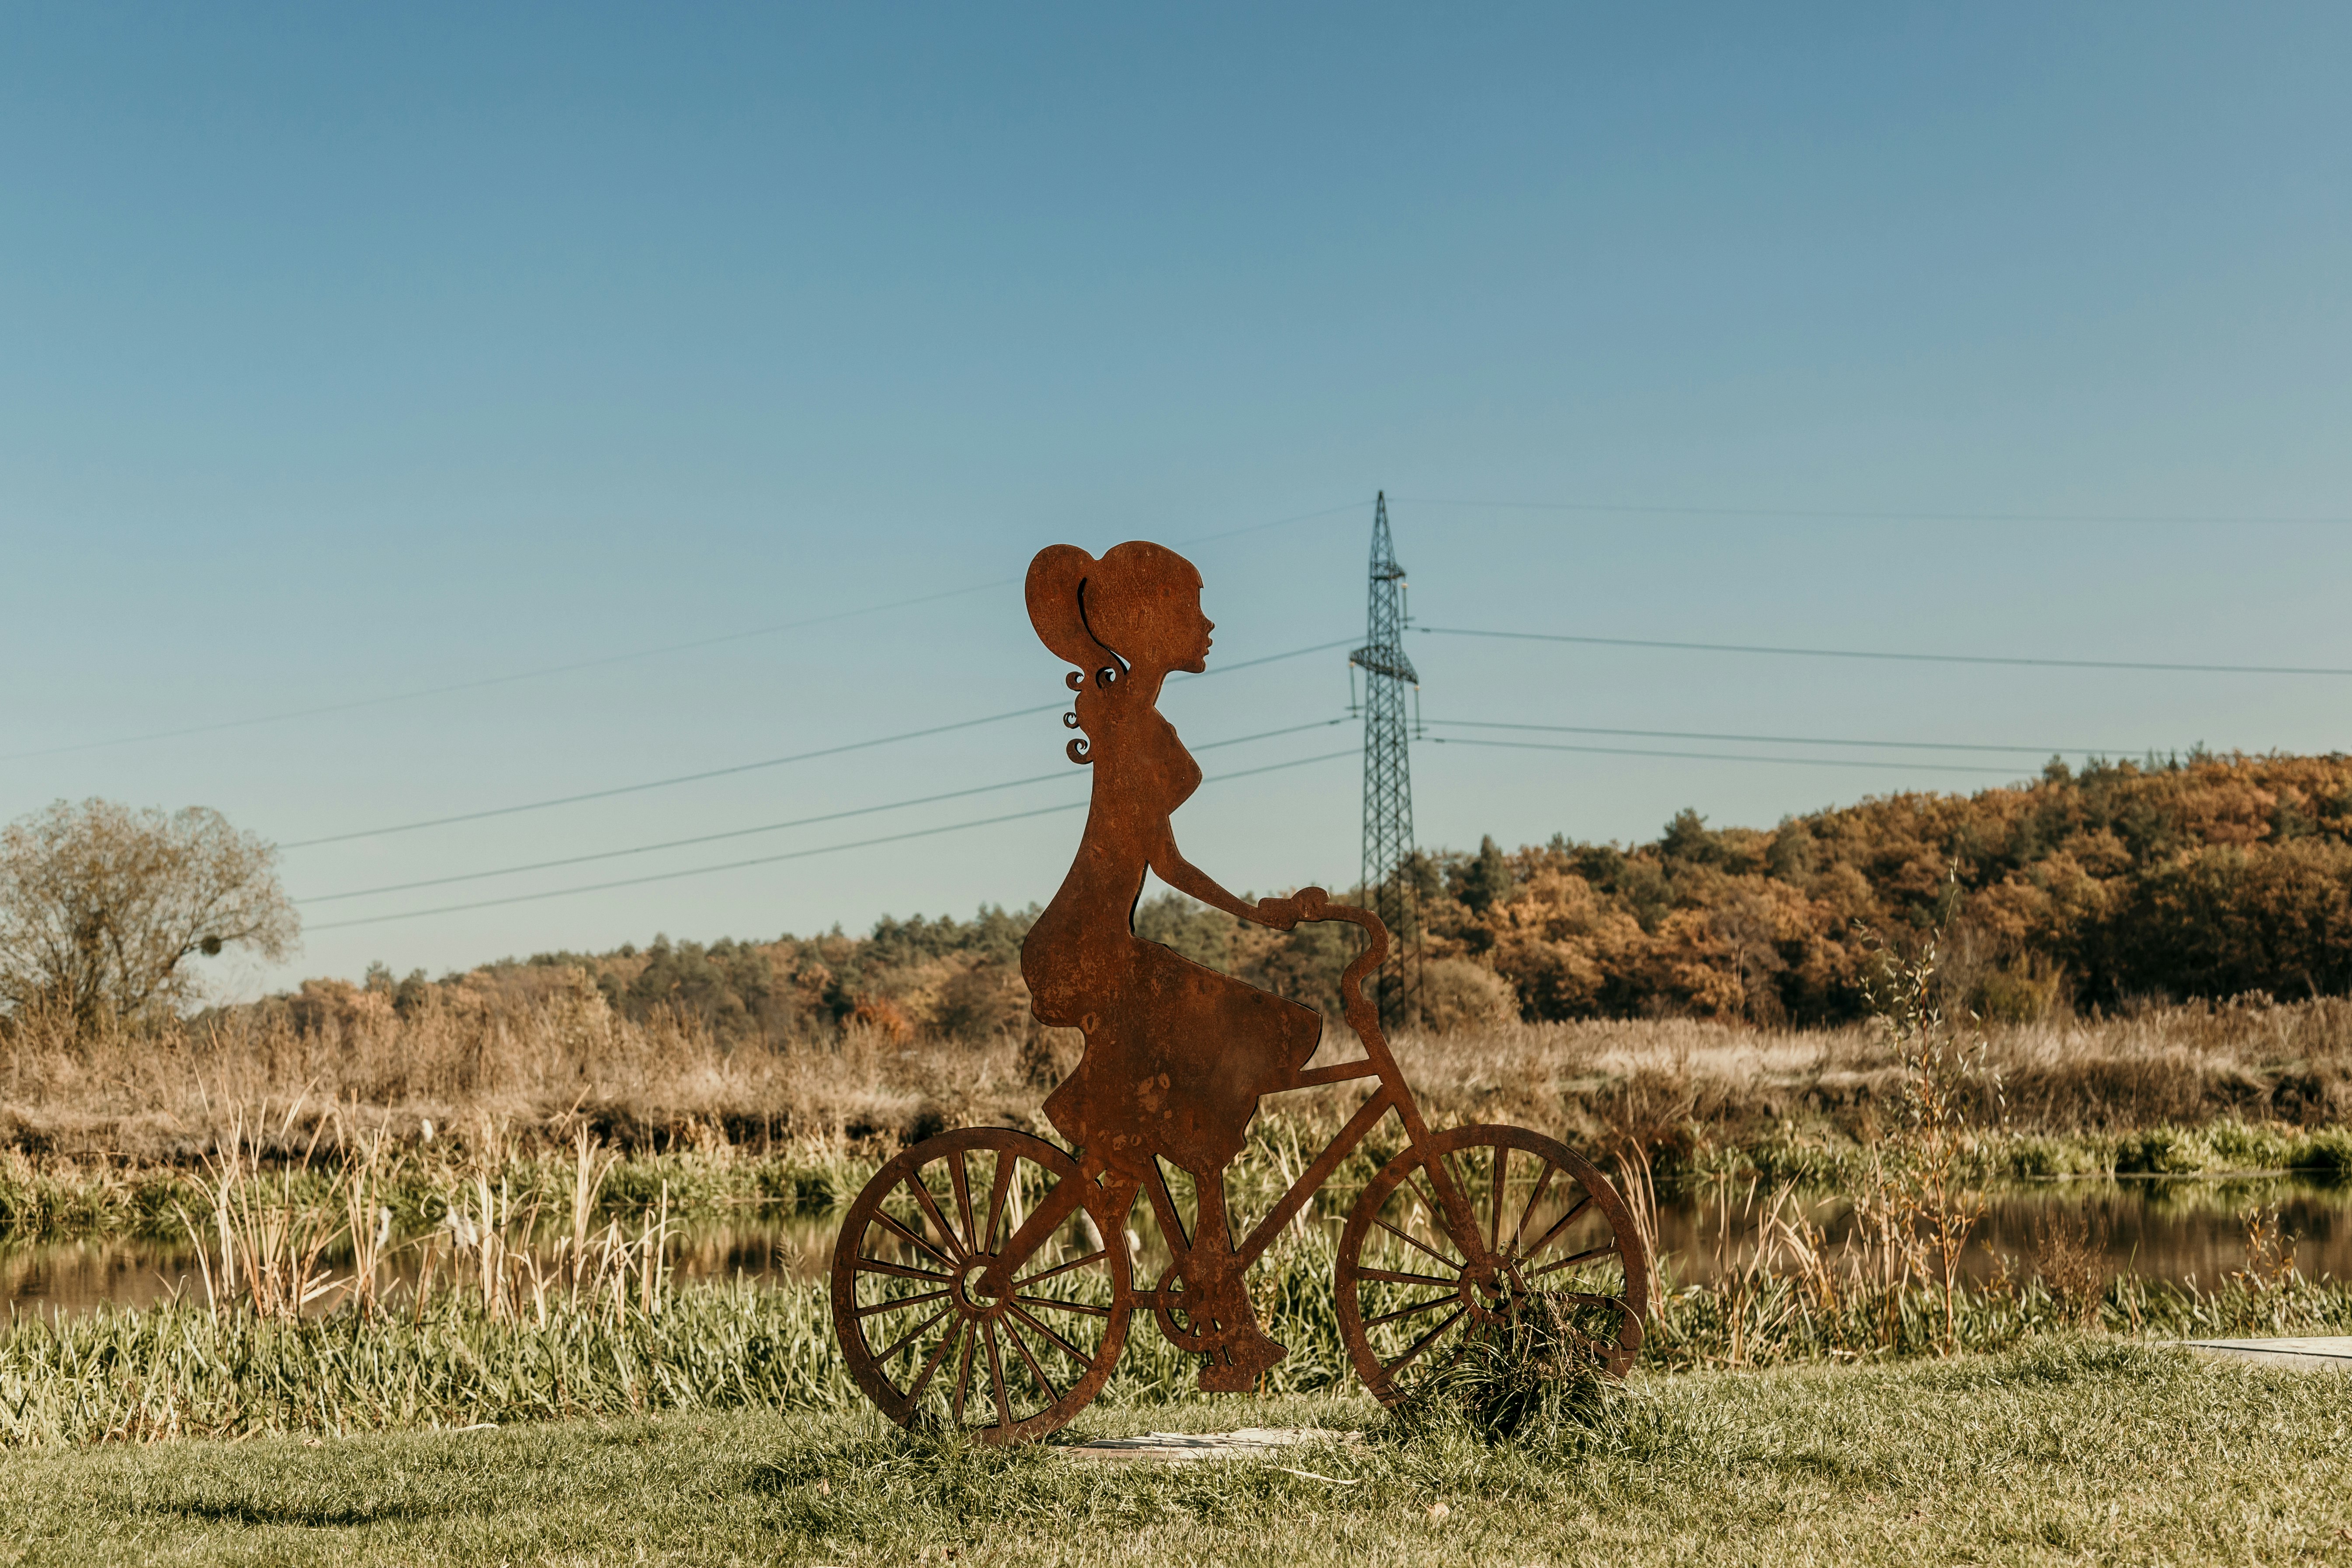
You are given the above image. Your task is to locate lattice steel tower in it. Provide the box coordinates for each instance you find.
[1349,493,1421,1028]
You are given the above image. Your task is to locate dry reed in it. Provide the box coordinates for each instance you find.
[0,969,2345,1187]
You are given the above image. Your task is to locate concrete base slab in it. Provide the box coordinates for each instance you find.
[1059,1426,1361,1463]
[2182,1336,2352,1369]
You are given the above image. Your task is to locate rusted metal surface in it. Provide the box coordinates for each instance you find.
[830,540,1648,1441]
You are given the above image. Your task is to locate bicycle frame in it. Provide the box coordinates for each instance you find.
[979,899,1487,1316]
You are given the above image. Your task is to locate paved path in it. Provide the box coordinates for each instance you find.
[1059,1426,1361,1464]
[2182,1336,2352,1369]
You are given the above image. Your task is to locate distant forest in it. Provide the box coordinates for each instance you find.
[333,753,2352,1040]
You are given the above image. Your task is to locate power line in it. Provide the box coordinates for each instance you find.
[298,718,1349,902]
[3,500,1369,765]
[305,747,1359,931]
[281,702,1060,850]
[1425,718,2121,756]
[1417,626,2352,678]
[1426,735,2029,776]
[281,636,1358,850]
[1394,496,2352,527]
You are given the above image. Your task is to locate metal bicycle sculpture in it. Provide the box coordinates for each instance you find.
[830,541,1648,1442]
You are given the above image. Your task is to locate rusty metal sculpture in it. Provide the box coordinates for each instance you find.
[830,541,1649,1441]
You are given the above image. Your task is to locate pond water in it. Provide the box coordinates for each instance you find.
[4,1180,2346,1320]
[1652,1178,2352,1289]
[0,1214,840,1321]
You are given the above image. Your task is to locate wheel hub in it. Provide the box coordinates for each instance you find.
[952,1256,1012,1318]
[1456,1256,1526,1327]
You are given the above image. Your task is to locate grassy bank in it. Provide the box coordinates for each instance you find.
[0,1339,2344,1565]
[5,1249,2349,1445]
[5,979,2349,1167]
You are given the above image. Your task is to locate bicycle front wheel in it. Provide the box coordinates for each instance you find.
[1334,1124,1647,1404]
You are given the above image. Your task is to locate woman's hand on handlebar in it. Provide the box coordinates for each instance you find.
[1252,886,1330,930]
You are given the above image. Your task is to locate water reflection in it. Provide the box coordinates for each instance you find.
[1655,1179,2352,1287]
[3,1180,2346,1320]
[0,1214,841,1321]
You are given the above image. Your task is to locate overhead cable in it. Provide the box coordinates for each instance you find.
[1394,496,2352,527]
[305,747,1359,931]
[282,636,1358,850]
[1425,719,2118,756]
[1417,626,2352,678]
[298,718,1349,902]
[1426,736,2028,776]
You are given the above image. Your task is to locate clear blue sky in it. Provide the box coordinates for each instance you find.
[4,4,2349,998]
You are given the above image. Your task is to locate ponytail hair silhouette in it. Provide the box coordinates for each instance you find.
[1027,545,1120,764]
[1028,540,1204,765]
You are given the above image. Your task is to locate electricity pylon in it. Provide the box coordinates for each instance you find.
[1349,493,1421,1030]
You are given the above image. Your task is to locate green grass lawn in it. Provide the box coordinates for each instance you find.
[0,1340,2344,1567]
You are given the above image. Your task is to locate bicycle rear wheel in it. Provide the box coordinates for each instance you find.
[831,1127,1131,1442]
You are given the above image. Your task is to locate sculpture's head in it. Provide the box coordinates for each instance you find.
[1026,541,1213,683]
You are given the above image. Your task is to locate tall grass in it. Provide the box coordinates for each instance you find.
[3,1227,2345,1447]
[4,969,2348,1171]
[0,1284,853,1445]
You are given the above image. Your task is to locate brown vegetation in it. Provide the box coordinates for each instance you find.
[345,753,2352,1068]
[1412,751,2352,1025]
[10,754,2352,1176]
[4,961,2348,1169]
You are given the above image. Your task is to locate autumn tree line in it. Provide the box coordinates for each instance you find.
[315,752,2352,1044]
[13,753,2352,1046]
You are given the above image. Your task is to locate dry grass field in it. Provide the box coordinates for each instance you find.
[3,974,2346,1173]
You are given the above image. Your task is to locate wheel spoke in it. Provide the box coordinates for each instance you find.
[873,1303,953,1366]
[1356,1265,1457,1288]
[950,1148,976,1253]
[1522,1192,1594,1264]
[1373,1214,1461,1272]
[856,1287,950,1320]
[1017,1293,1110,1318]
[1528,1242,1618,1281]
[982,1318,1014,1427]
[1014,1248,1107,1288]
[1003,1315,1061,1405]
[904,1175,967,1262]
[1009,1302,1091,1367]
[872,1211,957,1273]
[1382,1304,1467,1378]
[1488,1145,1507,1256]
[951,1325,978,1422]
[905,1319,963,1402]
[1510,1162,1560,1254]
[1366,1292,1459,1330]
[857,1254,951,1285]
[984,1146,1017,1254]
[1411,1167,1481,1261]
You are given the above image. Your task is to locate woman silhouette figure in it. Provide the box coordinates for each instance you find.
[1020,541,1322,1389]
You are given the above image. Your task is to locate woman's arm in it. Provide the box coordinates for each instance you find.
[1148,822,1301,930]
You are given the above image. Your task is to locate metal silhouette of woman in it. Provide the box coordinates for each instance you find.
[1019,540,1321,1389]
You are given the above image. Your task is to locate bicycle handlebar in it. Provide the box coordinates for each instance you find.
[1288,890,1391,1060]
